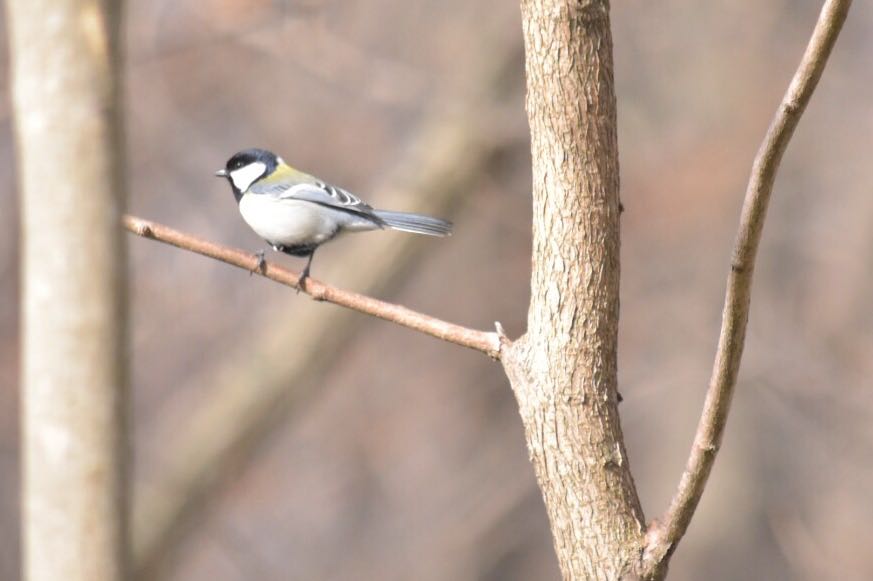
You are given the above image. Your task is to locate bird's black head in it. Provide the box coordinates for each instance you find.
[223,148,279,174]
[216,148,280,202]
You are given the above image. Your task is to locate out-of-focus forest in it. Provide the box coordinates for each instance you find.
[2,1,872,579]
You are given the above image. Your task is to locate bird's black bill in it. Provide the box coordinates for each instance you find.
[215,169,228,177]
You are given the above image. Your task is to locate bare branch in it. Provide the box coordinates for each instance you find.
[124,215,502,358]
[643,0,852,574]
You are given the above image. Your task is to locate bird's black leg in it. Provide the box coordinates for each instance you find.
[297,251,315,292]
[251,249,267,276]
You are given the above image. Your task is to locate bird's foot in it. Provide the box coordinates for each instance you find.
[251,250,267,276]
[295,264,311,294]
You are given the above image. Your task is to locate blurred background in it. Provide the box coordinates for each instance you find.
[2,1,872,579]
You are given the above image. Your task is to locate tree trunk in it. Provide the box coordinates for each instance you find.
[9,1,128,580]
[503,1,646,578]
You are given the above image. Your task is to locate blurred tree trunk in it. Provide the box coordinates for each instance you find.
[502,1,647,578]
[9,1,128,581]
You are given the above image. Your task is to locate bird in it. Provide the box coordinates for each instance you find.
[215,148,452,286]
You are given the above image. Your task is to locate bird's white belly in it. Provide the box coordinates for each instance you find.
[238,195,335,247]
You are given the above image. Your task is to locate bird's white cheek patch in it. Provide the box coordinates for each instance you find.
[230,162,266,192]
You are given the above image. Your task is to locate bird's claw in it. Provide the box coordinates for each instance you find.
[295,268,310,294]
[251,250,266,276]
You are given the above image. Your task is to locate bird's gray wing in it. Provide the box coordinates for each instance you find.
[249,180,381,221]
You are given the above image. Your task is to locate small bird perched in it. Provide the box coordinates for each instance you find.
[216,148,452,285]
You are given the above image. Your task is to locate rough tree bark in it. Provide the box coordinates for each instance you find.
[9,1,128,580]
[501,1,647,579]
[504,0,850,579]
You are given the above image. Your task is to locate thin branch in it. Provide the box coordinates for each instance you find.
[123,215,502,359]
[642,0,852,574]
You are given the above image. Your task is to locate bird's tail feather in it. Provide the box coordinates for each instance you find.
[373,210,453,237]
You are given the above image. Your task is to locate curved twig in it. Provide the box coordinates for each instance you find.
[123,215,502,358]
[642,0,852,574]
